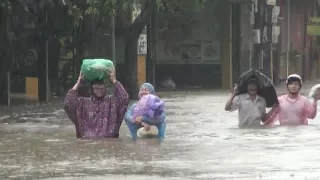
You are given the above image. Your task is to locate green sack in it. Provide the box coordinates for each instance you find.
[80,59,114,82]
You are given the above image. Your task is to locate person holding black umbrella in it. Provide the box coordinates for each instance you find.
[225,78,267,128]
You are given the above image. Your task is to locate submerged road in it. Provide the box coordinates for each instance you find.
[1,88,320,180]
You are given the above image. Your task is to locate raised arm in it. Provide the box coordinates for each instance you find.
[113,81,130,124]
[64,90,79,124]
[305,99,317,119]
[113,81,130,107]
[64,73,83,124]
[108,68,130,127]
[263,104,280,126]
[225,94,240,112]
[225,85,240,112]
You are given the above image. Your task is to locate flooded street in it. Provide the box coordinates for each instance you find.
[1,90,320,180]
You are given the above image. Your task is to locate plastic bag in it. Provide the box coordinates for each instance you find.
[235,68,278,107]
[133,94,164,120]
[137,126,159,138]
[80,59,114,81]
[309,84,320,99]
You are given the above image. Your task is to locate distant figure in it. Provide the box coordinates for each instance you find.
[161,77,176,89]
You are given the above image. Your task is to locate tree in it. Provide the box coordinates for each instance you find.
[0,0,206,104]
[0,1,10,104]
[117,0,206,98]
[0,0,72,103]
[71,0,206,99]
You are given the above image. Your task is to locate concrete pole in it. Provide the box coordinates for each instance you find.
[45,11,49,102]
[7,72,10,106]
[286,0,290,77]
[152,7,157,86]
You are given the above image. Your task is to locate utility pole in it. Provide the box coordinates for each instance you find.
[286,0,290,77]
[252,0,275,79]
[252,0,264,70]
[45,11,49,102]
[265,0,276,83]
[265,0,277,81]
[72,0,76,82]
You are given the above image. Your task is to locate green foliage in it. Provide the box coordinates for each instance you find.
[0,0,12,11]
[58,36,73,49]
[68,0,205,27]
[68,0,115,27]
[68,5,83,27]
[158,0,206,14]
[85,0,115,16]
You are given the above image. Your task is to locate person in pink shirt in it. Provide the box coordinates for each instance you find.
[264,74,320,126]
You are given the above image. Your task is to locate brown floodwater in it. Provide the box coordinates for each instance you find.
[1,90,320,180]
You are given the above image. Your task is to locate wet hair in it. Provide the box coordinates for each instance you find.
[90,79,105,85]
[247,78,259,87]
[287,77,302,87]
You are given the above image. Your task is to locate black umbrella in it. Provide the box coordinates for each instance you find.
[235,68,278,108]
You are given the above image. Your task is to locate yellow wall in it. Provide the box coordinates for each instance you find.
[132,5,147,87]
[221,1,232,89]
[137,55,146,87]
[25,77,39,100]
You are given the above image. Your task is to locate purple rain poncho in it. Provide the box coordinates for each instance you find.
[64,81,129,138]
[132,94,164,120]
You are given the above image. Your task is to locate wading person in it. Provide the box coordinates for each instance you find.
[125,83,166,140]
[264,74,320,126]
[225,78,267,128]
[64,69,129,138]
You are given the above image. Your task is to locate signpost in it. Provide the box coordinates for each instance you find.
[132,4,147,87]
[307,17,320,35]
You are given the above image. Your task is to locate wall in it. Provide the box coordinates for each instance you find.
[155,1,222,65]
[221,1,233,89]
[279,0,305,52]
[113,1,230,88]
[154,0,225,88]
[239,2,254,73]
[278,0,317,79]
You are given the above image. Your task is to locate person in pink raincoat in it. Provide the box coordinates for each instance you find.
[264,74,320,126]
[64,69,129,138]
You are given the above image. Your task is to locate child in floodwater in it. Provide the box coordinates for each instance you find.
[132,94,164,121]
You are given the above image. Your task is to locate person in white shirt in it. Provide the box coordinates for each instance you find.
[225,78,267,128]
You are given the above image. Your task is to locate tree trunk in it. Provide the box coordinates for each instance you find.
[116,0,156,99]
[37,9,48,102]
[124,35,139,99]
[0,6,11,105]
[0,54,11,105]
[37,37,47,101]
